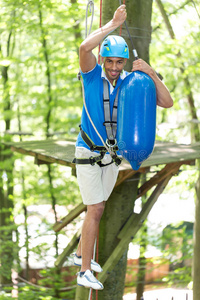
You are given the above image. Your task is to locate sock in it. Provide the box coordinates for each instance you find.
[76,254,81,258]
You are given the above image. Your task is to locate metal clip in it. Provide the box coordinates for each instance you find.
[106,139,117,149]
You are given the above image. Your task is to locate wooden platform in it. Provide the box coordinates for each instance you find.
[7,139,200,170]
[5,138,200,284]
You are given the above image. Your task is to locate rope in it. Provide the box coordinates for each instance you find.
[95,229,99,300]
[85,0,94,38]
[119,0,126,36]
[118,0,139,60]
[80,78,115,156]
[88,238,97,300]
[98,0,103,64]
[81,0,115,157]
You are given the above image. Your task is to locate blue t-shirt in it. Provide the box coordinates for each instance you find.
[76,63,129,150]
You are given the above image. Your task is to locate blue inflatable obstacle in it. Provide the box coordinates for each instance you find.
[116,71,157,170]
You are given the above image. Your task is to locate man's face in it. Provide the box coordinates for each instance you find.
[104,57,127,85]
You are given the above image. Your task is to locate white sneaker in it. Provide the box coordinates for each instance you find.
[73,253,103,273]
[77,270,104,290]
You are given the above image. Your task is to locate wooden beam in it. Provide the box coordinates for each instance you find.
[10,143,75,169]
[34,156,52,165]
[54,227,81,268]
[98,168,179,284]
[115,169,138,187]
[115,167,148,187]
[53,203,86,232]
[137,161,185,199]
[118,175,173,240]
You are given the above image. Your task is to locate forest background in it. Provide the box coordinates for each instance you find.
[0,0,200,299]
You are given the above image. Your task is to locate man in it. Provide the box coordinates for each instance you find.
[73,4,173,290]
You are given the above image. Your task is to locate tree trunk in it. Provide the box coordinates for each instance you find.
[38,7,61,298]
[194,160,200,300]
[136,175,148,300]
[0,25,15,285]
[97,175,140,300]
[136,232,147,300]
[102,0,153,70]
[100,2,153,298]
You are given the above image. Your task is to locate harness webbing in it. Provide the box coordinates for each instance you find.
[73,126,122,167]
[73,76,123,167]
[103,79,119,145]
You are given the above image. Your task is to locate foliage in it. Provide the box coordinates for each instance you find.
[0,285,69,300]
[0,0,88,292]
[151,0,200,144]
[161,221,193,286]
[0,0,200,297]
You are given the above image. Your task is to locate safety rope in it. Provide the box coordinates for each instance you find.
[85,0,94,38]
[98,0,103,64]
[85,4,102,299]
[88,238,97,300]
[118,0,139,60]
[119,0,126,36]
[81,0,116,160]
[80,78,116,157]
[89,2,102,299]
[95,228,99,300]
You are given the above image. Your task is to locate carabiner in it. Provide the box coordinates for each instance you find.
[106,139,117,148]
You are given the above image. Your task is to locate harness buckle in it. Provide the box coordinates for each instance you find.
[89,156,95,166]
[90,145,95,152]
[106,139,117,148]
[111,154,123,166]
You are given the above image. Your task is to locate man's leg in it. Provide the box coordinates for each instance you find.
[76,202,105,290]
[80,201,105,271]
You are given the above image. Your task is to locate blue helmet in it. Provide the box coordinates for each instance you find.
[100,35,129,59]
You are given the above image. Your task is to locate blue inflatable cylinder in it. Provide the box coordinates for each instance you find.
[116,71,157,170]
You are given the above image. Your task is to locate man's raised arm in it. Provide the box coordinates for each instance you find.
[79,5,127,73]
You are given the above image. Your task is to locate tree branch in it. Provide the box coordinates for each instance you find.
[156,0,200,141]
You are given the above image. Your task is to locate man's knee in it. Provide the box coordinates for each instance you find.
[87,202,105,222]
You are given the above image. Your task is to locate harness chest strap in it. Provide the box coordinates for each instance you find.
[103,79,119,145]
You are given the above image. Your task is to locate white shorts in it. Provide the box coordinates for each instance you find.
[75,147,119,206]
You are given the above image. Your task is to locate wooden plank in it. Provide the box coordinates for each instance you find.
[98,174,173,284]
[54,227,81,268]
[53,203,86,232]
[137,161,184,199]
[34,156,52,165]
[6,140,200,171]
[115,167,148,187]
[141,141,200,168]
[115,169,138,187]
[10,140,76,168]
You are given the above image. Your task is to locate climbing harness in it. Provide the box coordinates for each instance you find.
[72,80,122,167]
